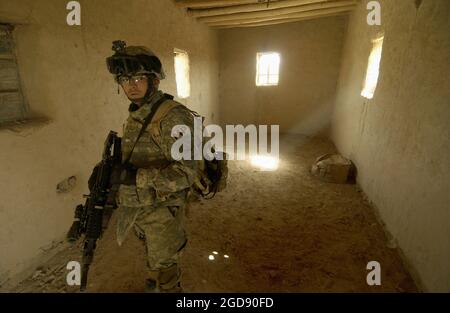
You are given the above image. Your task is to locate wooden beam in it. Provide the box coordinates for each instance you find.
[174,0,270,9]
[199,0,355,23]
[189,0,328,17]
[215,11,348,28]
[206,5,354,26]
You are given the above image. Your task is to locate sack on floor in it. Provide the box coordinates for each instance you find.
[311,154,355,184]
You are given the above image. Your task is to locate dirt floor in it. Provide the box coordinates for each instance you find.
[10,135,418,293]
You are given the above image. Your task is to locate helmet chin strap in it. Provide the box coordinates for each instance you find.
[143,83,157,103]
[128,83,157,106]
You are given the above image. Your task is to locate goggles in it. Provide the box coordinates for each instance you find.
[106,55,145,77]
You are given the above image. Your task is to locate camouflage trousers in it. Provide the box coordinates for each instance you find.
[116,185,187,271]
[133,205,187,270]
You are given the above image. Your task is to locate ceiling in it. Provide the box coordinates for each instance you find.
[175,0,358,29]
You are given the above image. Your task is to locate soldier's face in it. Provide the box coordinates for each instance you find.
[119,74,149,101]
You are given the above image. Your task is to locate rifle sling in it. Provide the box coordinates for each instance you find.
[123,94,173,165]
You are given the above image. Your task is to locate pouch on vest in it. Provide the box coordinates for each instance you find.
[149,101,228,200]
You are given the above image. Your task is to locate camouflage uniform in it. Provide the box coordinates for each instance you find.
[116,90,199,291]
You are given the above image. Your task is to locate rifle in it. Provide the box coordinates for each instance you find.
[66,131,122,291]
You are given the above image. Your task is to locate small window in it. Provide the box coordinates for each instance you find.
[361,36,384,99]
[0,24,26,123]
[256,52,280,87]
[174,49,190,99]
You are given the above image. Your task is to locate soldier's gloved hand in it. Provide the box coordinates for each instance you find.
[110,163,137,186]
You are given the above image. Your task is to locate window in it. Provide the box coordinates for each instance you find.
[361,36,384,99]
[174,49,190,99]
[256,52,280,87]
[0,24,26,123]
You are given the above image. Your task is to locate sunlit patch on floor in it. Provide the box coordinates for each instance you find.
[208,251,230,262]
[250,155,279,171]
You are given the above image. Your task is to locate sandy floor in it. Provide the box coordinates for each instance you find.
[11,135,417,293]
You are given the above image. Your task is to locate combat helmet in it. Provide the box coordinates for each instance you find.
[107,40,166,81]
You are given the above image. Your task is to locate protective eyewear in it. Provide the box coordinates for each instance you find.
[117,75,149,85]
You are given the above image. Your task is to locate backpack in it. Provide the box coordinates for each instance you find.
[147,97,228,200]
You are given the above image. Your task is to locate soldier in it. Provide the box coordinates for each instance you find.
[106,41,203,293]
